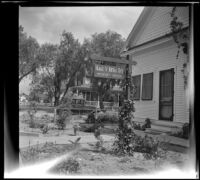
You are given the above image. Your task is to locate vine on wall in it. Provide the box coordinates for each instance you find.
[170,7,189,89]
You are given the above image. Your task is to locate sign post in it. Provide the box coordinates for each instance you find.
[90,54,133,104]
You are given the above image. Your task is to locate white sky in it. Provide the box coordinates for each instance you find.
[19,6,144,94]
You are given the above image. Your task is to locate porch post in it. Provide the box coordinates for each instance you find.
[54,108,57,122]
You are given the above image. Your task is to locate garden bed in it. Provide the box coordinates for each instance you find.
[20,142,189,176]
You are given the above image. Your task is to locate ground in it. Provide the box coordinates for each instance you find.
[19,110,191,177]
[20,141,189,176]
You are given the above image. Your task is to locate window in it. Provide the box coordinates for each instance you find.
[132,75,141,100]
[142,73,153,100]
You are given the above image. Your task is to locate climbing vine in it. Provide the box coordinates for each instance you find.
[170,7,190,89]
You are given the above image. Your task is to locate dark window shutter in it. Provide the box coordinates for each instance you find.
[132,75,141,100]
[142,73,153,100]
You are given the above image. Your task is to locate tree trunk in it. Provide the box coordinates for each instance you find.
[54,96,60,107]
[99,94,104,110]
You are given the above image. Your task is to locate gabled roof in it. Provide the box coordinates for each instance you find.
[121,6,189,55]
[121,7,154,52]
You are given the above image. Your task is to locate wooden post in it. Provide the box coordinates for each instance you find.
[54,108,57,122]
[125,63,129,100]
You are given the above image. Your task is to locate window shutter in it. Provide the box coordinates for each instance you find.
[142,73,153,100]
[132,75,141,100]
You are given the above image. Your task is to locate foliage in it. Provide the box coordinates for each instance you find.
[93,126,105,151]
[132,122,146,131]
[112,99,135,155]
[20,147,40,163]
[85,111,96,124]
[56,110,68,130]
[132,118,151,131]
[29,43,58,104]
[79,124,96,132]
[30,31,89,106]
[170,7,189,88]
[96,111,119,124]
[27,101,38,128]
[55,91,72,130]
[84,30,126,110]
[170,123,190,139]
[144,118,151,128]
[112,99,165,163]
[40,114,53,123]
[19,25,40,84]
[50,158,80,175]
[41,124,49,134]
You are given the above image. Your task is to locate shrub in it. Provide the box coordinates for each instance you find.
[133,122,146,131]
[41,124,49,134]
[182,123,190,139]
[40,114,53,123]
[96,111,118,124]
[50,158,80,174]
[55,91,72,130]
[170,123,190,139]
[144,118,151,128]
[27,101,38,128]
[21,146,40,163]
[112,99,163,162]
[56,110,68,130]
[132,118,151,131]
[85,111,96,124]
[112,99,136,155]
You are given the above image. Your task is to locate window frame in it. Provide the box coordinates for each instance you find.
[141,72,153,100]
[132,75,141,100]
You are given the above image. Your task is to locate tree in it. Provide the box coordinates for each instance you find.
[31,43,58,105]
[84,30,126,109]
[19,25,40,84]
[53,31,89,106]
[30,31,90,106]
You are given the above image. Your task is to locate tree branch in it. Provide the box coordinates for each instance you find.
[60,62,83,103]
[19,66,36,84]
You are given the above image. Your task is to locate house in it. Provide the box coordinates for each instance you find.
[69,55,125,110]
[120,7,190,132]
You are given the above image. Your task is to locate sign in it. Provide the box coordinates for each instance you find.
[94,64,125,79]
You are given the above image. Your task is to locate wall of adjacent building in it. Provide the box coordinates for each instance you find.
[129,37,189,124]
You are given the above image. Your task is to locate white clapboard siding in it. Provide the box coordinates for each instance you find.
[130,39,189,123]
[133,7,189,47]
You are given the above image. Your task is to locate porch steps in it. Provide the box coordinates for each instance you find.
[145,120,184,135]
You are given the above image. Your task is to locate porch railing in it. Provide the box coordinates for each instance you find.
[85,101,119,108]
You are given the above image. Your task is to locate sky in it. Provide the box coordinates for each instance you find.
[19,6,144,94]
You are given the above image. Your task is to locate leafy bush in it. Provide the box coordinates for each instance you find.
[50,158,80,175]
[97,111,118,124]
[79,123,104,133]
[41,124,49,134]
[112,99,163,162]
[20,147,40,163]
[133,122,146,131]
[132,118,151,131]
[55,92,72,130]
[85,111,96,124]
[170,123,190,139]
[40,114,53,123]
[112,99,136,155]
[56,110,68,130]
[85,111,118,124]
[27,101,38,128]
[182,123,190,139]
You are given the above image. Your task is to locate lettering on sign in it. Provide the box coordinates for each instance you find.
[94,64,125,79]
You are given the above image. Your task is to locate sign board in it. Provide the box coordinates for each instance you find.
[94,64,125,79]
